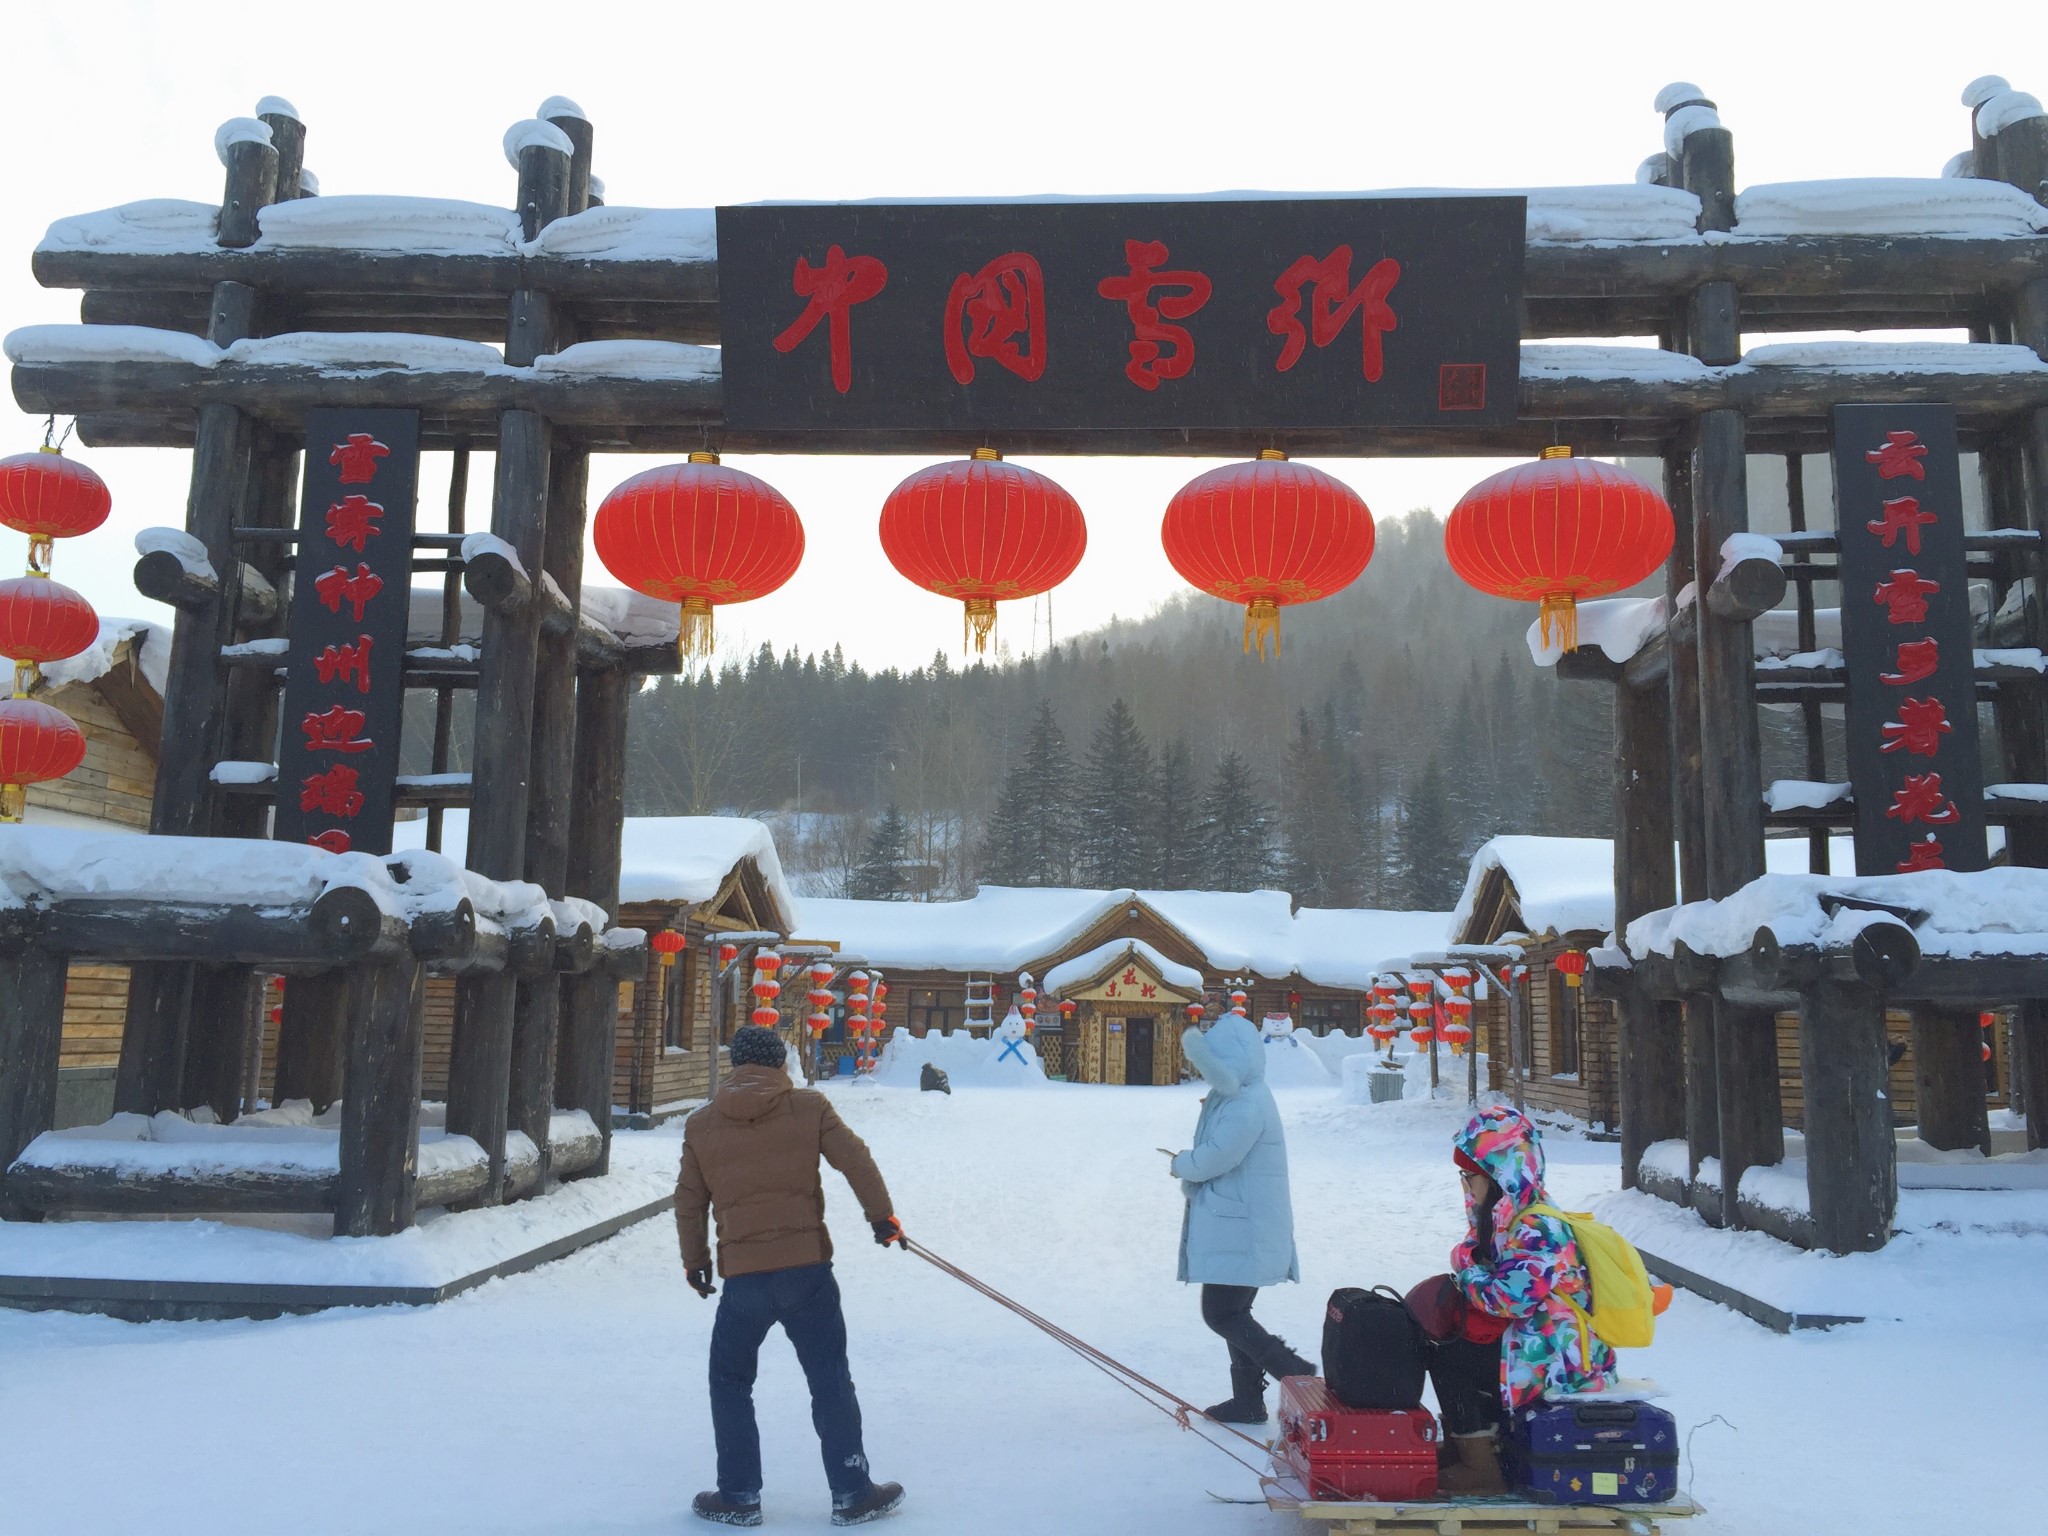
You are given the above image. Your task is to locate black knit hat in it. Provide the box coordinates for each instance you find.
[729,1025,787,1070]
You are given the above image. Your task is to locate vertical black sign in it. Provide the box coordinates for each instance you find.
[716,198,1525,436]
[1832,403,1987,876]
[272,408,420,856]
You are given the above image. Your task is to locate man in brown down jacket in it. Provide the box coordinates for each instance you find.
[677,1025,906,1528]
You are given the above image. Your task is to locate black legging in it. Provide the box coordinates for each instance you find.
[1200,1283,1309,1381]
[1427,1334,1506,1436]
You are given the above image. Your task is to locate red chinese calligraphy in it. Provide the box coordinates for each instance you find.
[313,563,384,622]
[301,704,373,754]
[308,829,353,854]
[771,245,889,395]
[1122,968,1138,985]
[1139,982,1157,999]
[944,252,1046,385]
[325,494,385,553]
[1885,771,1960,826]
[1895,835,1946,873]
[1096,239,1213,391]
[328,433,391,485]
[1880,636,1940,686]
[299,764,365,818]
[1865,430,1928,481]
[1267,248,1401,379]
[1880,696,1953,757]
[1866,495,1937,555]
[313,635,375,695]
[1873,569,1940,625]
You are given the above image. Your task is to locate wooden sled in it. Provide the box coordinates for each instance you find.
[1264,1473,1703,1536]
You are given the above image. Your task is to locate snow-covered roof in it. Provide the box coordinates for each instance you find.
[1042,938,1203,998]
[0,616,169,700]
[792,885,1453,991]
[390,811,796,929]
[1731,178,2048,239]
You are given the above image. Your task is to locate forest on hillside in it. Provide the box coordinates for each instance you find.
[608,508,1822,906]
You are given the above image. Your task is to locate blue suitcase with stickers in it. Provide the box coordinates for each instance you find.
[1504,1398,1679,1505]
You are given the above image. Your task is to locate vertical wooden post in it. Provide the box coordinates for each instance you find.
[257,100,306,207]
[0,938,66,1220]
[1784,453,1830,874]
[561,661,631,1174]
[427,445,470,855]
[272,968,350,1112]
[1614,672,1684,1188]
[539,99,594,216]
[1908,1005,1991,1154]
[509,451,588,1186]
[1681,115,1784,1219]
[1797,980,1896,1253]
[337,957,424,1237]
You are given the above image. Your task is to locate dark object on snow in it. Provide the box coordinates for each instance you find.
[1274,1374,1440,1501]
[1204,1358,1271,1423]
[1322,1285,1427,1411]
[691,1490,762,1527]
[1504,1398,1679,1504]
[919,1063,951,1094]
[831,1480,905,1526]
[728,1025,787,1070]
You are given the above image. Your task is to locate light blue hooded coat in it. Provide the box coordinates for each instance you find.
[1170,1014,1301,1287]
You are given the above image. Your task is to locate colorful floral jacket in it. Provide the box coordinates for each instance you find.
[1450,1106,1616,1409]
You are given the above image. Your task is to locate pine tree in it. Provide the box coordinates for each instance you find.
[1199,750,1278,891]
[1280,709,1331,905]
[847,803,912,899]
[1080,698,1155,887]
[980,761,1037,886]
[1150,738,1201,887]
[1395,759,1460,908]
[1021,700,1078,884]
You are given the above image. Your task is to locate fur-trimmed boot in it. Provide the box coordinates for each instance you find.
[1437,1430,1508,1496]
[1204,1361,1270,1424]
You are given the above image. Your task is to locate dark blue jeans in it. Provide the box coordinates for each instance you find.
[709,1261,873,1507]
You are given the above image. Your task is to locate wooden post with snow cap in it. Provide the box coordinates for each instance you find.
[1798,977,1899,1254]
[256,97,307,207]
[1674,94,1785,1222]
[336,953,425,1237]
[538,97,594,217]
[560,660,632,1176]
[446,120,571,1201]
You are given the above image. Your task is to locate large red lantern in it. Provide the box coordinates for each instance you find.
[1161,450,1375,659]
[592,451,803,662]
[0,575,98,695]
[0,695,87,821]
[878,448,1086,653]
[650,929,686,969]
[1555,951,1588,989]
[1445,447,1675,654]
[0,447,112,574]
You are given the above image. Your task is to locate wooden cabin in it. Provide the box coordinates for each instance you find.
[794,888,1449,1084]
[1,621,167,1125]
[404,813,798,1125]
[1451,835,2012,1134]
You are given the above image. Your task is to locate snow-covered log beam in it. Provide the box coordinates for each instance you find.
[20,887,411,968]
[33,231,2045,312]
[1707,555,1788,623]
[3,1143,489,1217]
[18,356,2048,457]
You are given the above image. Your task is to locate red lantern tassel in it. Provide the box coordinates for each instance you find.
[678,594,715,664]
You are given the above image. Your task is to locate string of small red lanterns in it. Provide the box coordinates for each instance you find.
[807,960,835,1039]
[0,435,109,822]
[1018,977,1037,1035]
[844,970,872,1071]
[750,948,782,1028]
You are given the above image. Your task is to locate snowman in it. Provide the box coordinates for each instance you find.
[1258,1010,1331,1087]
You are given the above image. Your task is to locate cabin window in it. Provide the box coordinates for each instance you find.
[1298,996,1353,1036]
[1549,967,1580,1077]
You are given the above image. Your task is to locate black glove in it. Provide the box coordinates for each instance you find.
[872,1215,904,1249]
[687,1267,716,1298]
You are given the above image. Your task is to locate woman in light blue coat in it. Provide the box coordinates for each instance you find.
[1169,1012,1314,1424]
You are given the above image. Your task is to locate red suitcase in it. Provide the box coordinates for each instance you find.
[1274,1376,1440,1501]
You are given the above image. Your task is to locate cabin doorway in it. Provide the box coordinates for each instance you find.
[1124,1016,1154,1086]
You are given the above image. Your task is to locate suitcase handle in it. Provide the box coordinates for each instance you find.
[1572,1402,1641,1426]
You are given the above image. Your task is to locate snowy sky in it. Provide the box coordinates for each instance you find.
[5,1,2031,672]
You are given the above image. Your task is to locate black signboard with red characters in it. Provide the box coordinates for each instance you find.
[1832,402,1988,876]
[272,408,421,855]
[715,198,1525,435]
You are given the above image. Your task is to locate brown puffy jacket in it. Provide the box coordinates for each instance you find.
[676,1064,894,1278]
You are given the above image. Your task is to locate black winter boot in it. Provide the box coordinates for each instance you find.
[1204,1360,1270,1424]
[831,1480,906,1526]
[691,1491,762,1527]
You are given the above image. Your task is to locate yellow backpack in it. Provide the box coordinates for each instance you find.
[1518,1202,1662,1353]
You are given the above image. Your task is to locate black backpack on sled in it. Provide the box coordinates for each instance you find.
[1321,1286,1426,1411]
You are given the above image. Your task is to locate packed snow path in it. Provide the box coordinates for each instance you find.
[0,1086,2034,1535]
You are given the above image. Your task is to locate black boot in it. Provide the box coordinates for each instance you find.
[831,1480,905,1526]
[691,1491,762,1528]
[1272,1340,1316,1381]
[1205,1360,1269,1424]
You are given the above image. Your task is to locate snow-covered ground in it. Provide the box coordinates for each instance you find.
[0,1085,2035,1535]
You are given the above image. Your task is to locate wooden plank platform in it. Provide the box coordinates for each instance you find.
[1268,1477,1702,1536]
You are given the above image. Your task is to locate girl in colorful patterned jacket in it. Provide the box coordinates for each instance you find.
[1431,1105,1615,1494]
